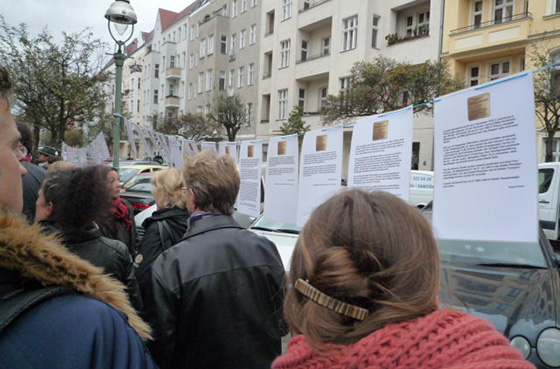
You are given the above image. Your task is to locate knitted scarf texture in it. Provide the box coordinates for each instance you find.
[273,309,535,369]
[112,197,132,232]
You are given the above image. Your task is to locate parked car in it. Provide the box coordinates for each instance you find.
[409,170,434,208]
[120,174,155,215]
[539,162,560,241]
[118,164,167,189]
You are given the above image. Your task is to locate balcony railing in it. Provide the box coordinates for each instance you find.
[166,67,182,79]
[296,51,330,64]
[450,12,531,34]
[299,0,331,13]
[165,95,181,106]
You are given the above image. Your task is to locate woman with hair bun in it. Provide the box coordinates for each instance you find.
[273,189,534,369]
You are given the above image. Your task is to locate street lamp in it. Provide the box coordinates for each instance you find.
[105,0,137,170]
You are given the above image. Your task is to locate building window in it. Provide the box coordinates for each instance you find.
[301,40,308,61]
[406,16,414,37]
[208,34,214,55]
[206,70,213,91]
[241,0,247,13]
[153,90,158,104]
[246,103,253,126]
[222,5,228,16]
[219,71,226,90]
[417,11,430,35]
[322,37,331,55]
[229,69,235,87]
[221,35,227,54]
[189,53,194,69]
[280,39,291,68]
[342,16,358,51]
[170,55,175,68]
[200,38,206,58]
[138,78,141,89]
[494,0,514,23]
[319,87,328,109]
[238,66,244,88]
[250,24,257,45]
[469,66,480,86]
[283,0,292,20]
[233,0,238,17]
[154,64,159,78]
[473,1,483,28]
[489,61,510,80]
[248,63,255,85]
[340,77,351,105]
[187,83,193,99]
[278,89,288,120]
[266,10,275,34]
[231,33,237,53]
[252,0,257,7]
[556,0,560,13]
[198,72,204,93]
[190,24,195,40]
[298,88,305,109]
[169,83,175,96]
[372,15,380,48]
[240,29,247,49]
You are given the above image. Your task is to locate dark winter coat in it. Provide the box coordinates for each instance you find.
[135,206,190,311]
[21,161,46,223]
[144,214,286,369]
[0,209,154,369]
[98,198,137,254]
[40,222,143,312]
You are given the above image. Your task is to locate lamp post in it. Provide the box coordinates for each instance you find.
[105,0,137,170]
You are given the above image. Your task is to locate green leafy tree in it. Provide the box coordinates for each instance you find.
[157,113,217,141]
[321,56,462,125]
[0,17,110,149]
[209,93,246,141]
[530,43,560,162]
[280,106,310,135]
[63,128,85,147]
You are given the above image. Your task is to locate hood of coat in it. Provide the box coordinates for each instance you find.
[0,208,152,340]
[142,206,190,230]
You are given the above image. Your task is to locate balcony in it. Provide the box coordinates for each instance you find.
[165,95,181,107]
[447,12,532,56]
[166,67,181,79]
[298,1,333,31]
[296,51,329,64]
[299,0,332,13]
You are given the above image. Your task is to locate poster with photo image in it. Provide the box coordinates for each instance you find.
[219,142,238,164]
[237,141,263,218]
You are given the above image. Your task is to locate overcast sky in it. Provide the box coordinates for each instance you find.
[1,0,192,54]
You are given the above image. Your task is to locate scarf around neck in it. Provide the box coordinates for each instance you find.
[112,197,132,232]
[273,309,534,369]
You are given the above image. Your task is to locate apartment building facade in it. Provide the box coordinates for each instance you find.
[441,0,560,162]
[186,0,260,140]
[256,0,443,171]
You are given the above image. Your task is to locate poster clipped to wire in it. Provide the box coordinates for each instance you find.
[433,72,538,243]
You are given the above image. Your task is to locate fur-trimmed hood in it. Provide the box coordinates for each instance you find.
[0,209,152,340]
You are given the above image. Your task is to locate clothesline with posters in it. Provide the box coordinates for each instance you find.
[60,62,558,243]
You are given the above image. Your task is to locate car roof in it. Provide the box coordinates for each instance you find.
[118,164,167,170]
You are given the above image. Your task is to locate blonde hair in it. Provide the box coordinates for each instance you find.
[47,161,74,172]
[183,150,240,214]
[151,168,188,209]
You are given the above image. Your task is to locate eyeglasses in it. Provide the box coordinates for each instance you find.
[181,187,189,195]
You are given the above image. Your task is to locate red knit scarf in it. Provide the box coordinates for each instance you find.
[273,309,535,369]
[112,197,132,232]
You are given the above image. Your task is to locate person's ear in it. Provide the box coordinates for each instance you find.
[46,202,54,217]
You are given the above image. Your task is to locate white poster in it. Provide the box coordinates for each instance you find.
[296,126,343,227]
[201,141,217,152]
[183,140,199,156]
[265,135,299,224]
[125,120,138,158]
[219,142,238,164]
[433,72,538,243]
[137,126,153,158]
[168,136,183,168]
[348,108,413,200]
[237,140,263,218]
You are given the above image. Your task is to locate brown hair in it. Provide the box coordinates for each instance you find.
[152,168,188,209]
[183,150,239,214]
[47,160,74,172]
[284,189,440,351]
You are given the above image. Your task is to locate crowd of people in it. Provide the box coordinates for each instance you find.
[0,64,537,369]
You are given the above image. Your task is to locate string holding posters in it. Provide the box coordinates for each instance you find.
[237,141,263,218]
[219,142,238,164]
[296,126,343,226]
[201,141,217,152]
[433,72,538,243]
[264,135,299,224]
[348,108,413,200]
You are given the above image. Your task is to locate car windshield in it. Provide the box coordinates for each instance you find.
[251,216,301,233]
[118,168,140,183]
[438,239,547,268]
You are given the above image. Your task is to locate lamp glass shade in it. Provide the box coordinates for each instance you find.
[114,23,129,36]
[105,0,137,25]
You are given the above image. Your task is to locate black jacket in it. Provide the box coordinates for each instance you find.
[21,161,46,223]
[136,207,190,312]
[41,223,143,312]
[145,214,286,369]
[98,199,137,254]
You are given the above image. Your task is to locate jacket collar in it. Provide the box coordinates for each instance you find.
[39,221,101,244]
[142,207,190,229]
[182,213,243,240]
[0,208,152,340]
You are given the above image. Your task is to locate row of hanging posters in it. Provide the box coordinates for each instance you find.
[260,71,538,244]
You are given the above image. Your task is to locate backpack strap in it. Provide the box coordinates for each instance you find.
[156,219,175,252]
[0,284,73,334]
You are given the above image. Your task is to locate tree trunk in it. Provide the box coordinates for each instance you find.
[545,134,555,162]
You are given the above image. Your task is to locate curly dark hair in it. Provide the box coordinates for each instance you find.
[41,165,112,229]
